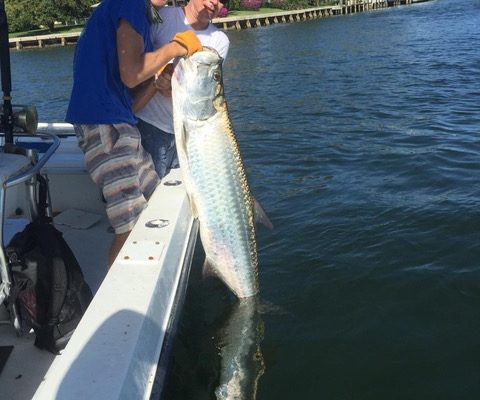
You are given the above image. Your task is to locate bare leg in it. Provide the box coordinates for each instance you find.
[108,232,130,268]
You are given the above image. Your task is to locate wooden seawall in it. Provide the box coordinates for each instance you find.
[212,5,342,31]
[9,0,431,50]
[10,32,79,50]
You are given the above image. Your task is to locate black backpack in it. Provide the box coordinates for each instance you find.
[6,175,93,354]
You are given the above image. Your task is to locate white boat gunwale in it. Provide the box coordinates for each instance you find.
[0,123,198,399]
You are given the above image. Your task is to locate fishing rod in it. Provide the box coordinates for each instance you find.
[0,0,14,145]
[0,0,38,148]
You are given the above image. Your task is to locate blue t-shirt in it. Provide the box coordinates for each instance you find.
[65,0,153,125]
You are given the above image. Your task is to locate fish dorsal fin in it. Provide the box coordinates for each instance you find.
[253,198,273,229]
[202,258,215,279]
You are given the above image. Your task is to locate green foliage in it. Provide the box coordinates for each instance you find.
[229,0,240,11]
[5,0,97,33]
[35,0,63,31]
[5,1,35,32]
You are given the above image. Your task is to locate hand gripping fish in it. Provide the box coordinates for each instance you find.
[172,47,272,299]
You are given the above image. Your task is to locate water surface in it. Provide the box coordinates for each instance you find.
[9,0,480,398]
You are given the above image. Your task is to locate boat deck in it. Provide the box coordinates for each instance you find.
[0,214,111,400]
[0,128,197,399]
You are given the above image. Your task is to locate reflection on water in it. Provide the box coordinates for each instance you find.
[215,297,265,400]
[160,250,266,400]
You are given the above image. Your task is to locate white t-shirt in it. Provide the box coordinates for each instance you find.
[136,7,230,134]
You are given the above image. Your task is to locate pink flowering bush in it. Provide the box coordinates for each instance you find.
[218,7,229,17]
[239,0,262,10]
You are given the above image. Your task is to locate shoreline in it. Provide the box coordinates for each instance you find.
[9,0,432,50]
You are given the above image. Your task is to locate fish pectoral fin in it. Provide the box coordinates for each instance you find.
[177,121,188,155]
[202,258,216,279]
[176,122,199,219]
[188,193,199,219]
[253,198,274,229]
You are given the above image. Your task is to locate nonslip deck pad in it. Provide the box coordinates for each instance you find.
[54,208,102,229]
[0,345,14,375]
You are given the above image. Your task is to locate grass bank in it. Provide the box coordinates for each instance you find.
[9,7,285,37]
[226,7,284,16]
[10,25,83,38]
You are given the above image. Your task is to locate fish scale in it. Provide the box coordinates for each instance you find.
[172,48,259,298]
[187,118,257,296]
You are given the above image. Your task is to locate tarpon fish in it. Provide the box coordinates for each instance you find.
[215,297,265,400]
[172,47,272,299]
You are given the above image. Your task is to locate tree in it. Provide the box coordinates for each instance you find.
[33,0,97,31]
[33,0,63,31]
[6,0,97,33]
[53,0,98,25]
[5,0,36,32]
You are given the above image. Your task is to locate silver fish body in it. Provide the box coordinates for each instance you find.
[172,48,259,298]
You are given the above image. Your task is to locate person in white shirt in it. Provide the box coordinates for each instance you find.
[133,0,230,178]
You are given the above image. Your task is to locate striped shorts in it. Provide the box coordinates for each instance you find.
[74,123,160,234]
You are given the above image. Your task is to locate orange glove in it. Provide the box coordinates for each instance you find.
[171,31,202,56]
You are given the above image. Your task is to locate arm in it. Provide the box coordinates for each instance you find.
[117,19,186,88]
[130,78,157,113]
[131,63,175,112]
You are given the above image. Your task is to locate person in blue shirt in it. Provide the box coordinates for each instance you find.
[66,0,202,268]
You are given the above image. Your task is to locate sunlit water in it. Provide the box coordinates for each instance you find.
[9,0,480,398]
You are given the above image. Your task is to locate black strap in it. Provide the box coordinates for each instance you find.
[33,226,69,355]
[47,256,68,326]
[36,174,50,222]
